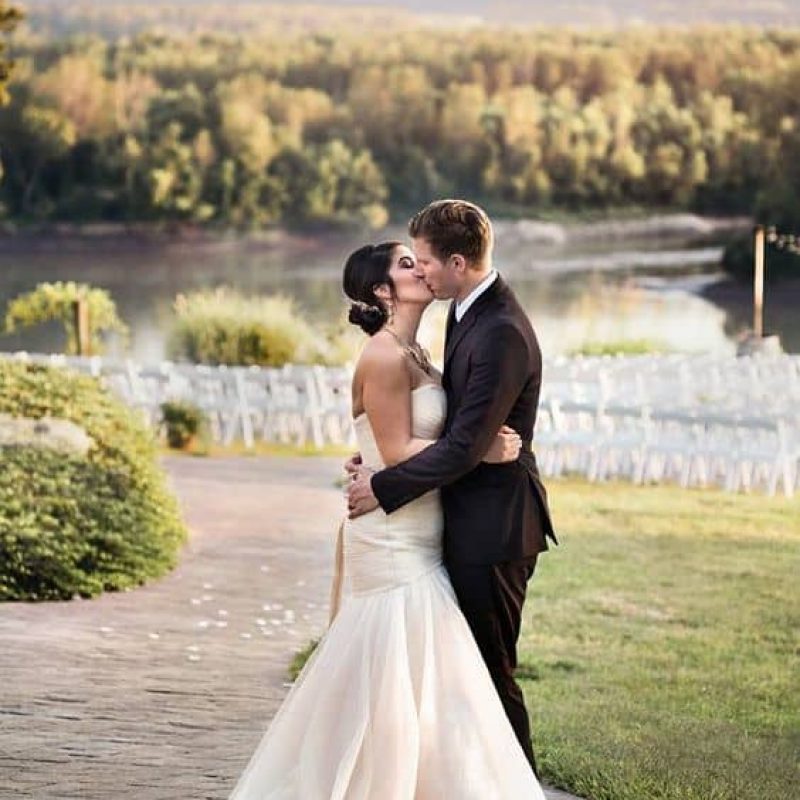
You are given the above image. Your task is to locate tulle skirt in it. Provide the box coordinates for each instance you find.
[228,564,544,800]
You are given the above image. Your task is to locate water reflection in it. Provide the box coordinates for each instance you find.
[511,275,734,357]
[0,228,788,361]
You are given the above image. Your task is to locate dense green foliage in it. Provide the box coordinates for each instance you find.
[160,399,205,449]
[722,235,800,283]
[0,2,22,105]
[0,360,187,600]
[4,281,129,354]
[168,288,353,366]
[1,19,800,228]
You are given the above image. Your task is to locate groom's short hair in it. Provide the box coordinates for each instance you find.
[409,199,493,267]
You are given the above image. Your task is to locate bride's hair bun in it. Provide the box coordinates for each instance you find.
[342,241,402,336]
[348,301,386,336]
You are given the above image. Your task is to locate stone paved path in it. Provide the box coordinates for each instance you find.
[1,456,580,800]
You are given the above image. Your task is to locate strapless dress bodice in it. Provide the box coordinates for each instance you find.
[345,384,447,595]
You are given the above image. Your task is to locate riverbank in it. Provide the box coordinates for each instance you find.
[0,223,328,254]
[699,277,800,352]
[0,213,752,254]
[493,213,751,246]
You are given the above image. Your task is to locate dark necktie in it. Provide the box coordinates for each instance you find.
[445,303,457,350]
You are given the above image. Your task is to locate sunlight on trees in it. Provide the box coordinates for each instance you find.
[0,18,797,227]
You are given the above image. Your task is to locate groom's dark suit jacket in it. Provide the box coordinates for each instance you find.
[371,275,556,565]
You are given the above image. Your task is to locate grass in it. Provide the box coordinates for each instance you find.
[523,480,800,800]
[289,638,321,682]
[288,479,799,799]
[568,339,671,357]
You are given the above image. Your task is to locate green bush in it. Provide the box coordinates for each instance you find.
[0,360,187,601]
[4,281,129,355]
[160,399,205,449]
[722,235,800,284]
[167,288,351,367]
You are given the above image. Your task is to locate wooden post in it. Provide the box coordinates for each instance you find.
[72,298,91,356]
[753,225,765,338]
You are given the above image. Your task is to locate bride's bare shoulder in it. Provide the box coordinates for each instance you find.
[351,334,410,417]
[354,332,406,383]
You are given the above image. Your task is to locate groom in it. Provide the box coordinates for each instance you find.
[347,199,556,774]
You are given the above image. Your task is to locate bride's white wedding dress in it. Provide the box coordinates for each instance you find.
[229,383,545,800]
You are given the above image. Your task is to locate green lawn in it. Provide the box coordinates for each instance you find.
[524,481,800,800]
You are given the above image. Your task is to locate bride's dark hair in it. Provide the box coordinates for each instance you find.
[342,241,402,336]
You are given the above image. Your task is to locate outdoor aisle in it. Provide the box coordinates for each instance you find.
[0,456,578,800]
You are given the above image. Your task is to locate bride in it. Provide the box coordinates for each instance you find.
[228,241,546,799]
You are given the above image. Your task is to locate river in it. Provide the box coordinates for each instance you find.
[1,216,796,363]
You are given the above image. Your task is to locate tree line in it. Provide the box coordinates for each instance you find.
[1,18,799,230]
[0,1,21,104]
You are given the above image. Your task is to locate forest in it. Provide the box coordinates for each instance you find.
[0,5,798,230]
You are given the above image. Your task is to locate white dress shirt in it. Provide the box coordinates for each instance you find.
[454,270,498,322]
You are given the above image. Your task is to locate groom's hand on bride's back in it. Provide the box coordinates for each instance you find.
[482,425,522,464]
[346,465,379,519]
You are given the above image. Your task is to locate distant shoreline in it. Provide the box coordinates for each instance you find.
[699,276,800,353]
[700,275,800,305]
[0,213,752,254]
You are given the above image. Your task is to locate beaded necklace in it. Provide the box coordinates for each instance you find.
[384,327,436,378]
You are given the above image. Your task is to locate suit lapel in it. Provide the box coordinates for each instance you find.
[444,275,506,369]
[444,311,477,367]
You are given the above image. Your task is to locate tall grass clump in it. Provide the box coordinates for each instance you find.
[168,288,353,366]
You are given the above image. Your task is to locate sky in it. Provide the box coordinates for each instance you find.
[34,0,800,27]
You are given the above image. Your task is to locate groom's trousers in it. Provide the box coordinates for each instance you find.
[446,556,539,776]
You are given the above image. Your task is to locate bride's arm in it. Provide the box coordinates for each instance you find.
[360,339,434,467]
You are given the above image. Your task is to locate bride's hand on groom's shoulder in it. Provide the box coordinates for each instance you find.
[483,425,521,464]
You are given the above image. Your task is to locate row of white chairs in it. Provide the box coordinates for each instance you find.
[541,351,800,499]
[544,352,800,414]
[534,397,799,497]
[4,351,798,495]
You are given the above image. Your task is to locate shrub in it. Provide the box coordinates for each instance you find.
[160,399,205,449]
[167,288,351,367]
[0,360,187,601]
[722,235,800,284]
[4,281,129,354]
